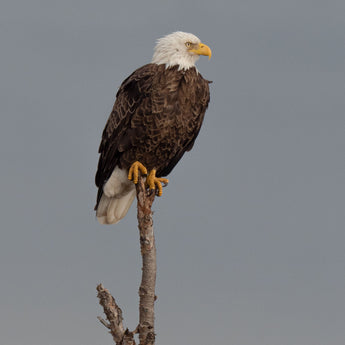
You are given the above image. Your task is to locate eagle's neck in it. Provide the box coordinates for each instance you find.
[151,48,199,71]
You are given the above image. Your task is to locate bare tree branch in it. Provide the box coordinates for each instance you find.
[97,174,157,345]
[96,284,134,344]
[135,177,157,345]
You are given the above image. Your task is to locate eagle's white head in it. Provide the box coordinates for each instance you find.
[151,31,212,70]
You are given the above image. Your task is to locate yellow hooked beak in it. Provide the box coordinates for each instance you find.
[190,42,212,60]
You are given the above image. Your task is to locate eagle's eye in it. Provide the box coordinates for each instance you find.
[185,42,192,48]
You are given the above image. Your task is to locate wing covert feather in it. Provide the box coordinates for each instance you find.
[95,64,157,188]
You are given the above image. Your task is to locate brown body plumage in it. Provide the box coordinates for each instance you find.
[95,63,211,209]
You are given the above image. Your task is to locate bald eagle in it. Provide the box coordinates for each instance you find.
[95,31,212,224]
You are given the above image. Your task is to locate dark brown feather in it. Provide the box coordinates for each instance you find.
[95,63,211,209]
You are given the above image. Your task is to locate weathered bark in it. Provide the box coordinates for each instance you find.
[136,177,156,345]
[96,284,136,345]
[97,174,157,345]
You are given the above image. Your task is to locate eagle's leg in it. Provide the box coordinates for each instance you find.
[128,161,148,184]
[146,169,169,197]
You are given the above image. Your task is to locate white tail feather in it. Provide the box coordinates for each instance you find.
[96,189,136,225]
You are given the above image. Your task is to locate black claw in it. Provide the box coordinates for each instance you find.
[147,189,155,196]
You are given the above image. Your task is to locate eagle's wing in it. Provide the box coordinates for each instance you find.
[95,64,157,207]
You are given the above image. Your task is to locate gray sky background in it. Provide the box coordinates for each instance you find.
[1,0,344,344]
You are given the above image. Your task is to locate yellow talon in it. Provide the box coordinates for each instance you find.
[128,161,148,184]
[146,169,169,196]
